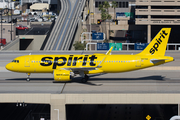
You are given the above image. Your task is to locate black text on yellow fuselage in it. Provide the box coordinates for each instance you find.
[149,30,168,55]
[40,55,98,69]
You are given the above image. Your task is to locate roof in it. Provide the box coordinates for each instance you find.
[30,3,49,10]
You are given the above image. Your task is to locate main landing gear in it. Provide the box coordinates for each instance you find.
[81,74,89,83]
[79,71,89,83]
[26,73,31,82]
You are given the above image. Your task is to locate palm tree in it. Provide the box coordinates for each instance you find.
[98,1,112,41]
[111,1,118,20]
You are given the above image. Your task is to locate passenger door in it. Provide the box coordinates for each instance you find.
[136,57,141,67]
[25,57,30,67]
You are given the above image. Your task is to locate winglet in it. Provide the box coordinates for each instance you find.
[106,46,113,55]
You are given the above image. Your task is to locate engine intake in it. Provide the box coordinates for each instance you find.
[53,69,74,81]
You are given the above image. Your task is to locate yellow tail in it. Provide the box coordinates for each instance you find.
[138,28,171,56]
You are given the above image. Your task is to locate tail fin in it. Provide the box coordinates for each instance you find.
[138,28,171,56]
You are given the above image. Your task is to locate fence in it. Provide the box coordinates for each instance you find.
[86,43,180,51]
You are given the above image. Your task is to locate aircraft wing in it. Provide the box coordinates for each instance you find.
[63,67,97,72]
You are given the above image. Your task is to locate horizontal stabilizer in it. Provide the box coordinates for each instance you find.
[150,59,167,64]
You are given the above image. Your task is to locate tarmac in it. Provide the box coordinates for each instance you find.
[0,51,180,94]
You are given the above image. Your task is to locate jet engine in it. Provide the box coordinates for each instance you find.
[53,69,74,81]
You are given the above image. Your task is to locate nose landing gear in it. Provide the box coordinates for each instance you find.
[26,73,31,81]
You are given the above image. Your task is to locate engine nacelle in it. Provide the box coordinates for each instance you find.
[53,70,74,81]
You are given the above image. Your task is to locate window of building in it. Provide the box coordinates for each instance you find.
[95,1,98,8]
[99,1,102,6]
[119,2,121,8]
[95,1,105,8]
[122,2,125,8]
[126,2,128,8]
[116,2,129,8]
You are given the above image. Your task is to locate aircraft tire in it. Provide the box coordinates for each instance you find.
[81,75,89,83]
[26,78,30,82]
[81,78,87,83]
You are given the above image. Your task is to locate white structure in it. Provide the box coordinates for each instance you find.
[20,0,57,5]
[0,0,15,9]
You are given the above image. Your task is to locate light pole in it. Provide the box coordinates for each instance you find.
[11,1,12,41]
[89,13,94,51]
[1,11,2,49]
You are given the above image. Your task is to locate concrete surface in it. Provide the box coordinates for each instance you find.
[0,51,180,120]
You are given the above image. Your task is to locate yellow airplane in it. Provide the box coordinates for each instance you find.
[6,28,174,82]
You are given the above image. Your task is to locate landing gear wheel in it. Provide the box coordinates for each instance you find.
[27,78,30,82]
[81,74,89,83]
[26,73,31,82]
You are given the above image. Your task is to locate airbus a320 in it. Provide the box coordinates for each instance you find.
[6,28,174,83]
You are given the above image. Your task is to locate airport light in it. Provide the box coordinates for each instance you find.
[16,100,18,106]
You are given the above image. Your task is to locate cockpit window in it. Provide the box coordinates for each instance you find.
[12,60,19,63]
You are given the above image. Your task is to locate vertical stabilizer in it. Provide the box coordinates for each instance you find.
[138,28,171,56]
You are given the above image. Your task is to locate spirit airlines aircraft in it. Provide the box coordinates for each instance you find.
[6,28,174,83]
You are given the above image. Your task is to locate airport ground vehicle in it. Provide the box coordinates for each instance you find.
[0,38,6,46]
[6,28,174,83]
[16,25,28,30]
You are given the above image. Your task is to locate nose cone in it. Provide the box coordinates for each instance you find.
[5,63,13,71]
